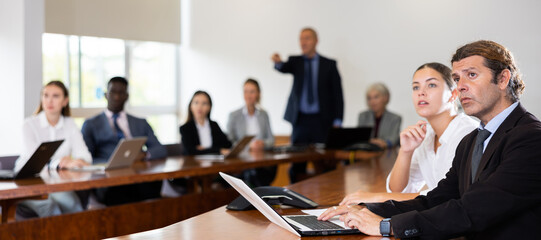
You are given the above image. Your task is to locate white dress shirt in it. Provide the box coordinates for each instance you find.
[16,111,92,171]
[479,102,519,151]
[104,110,133,139]
[196,119,212,149]
[386,113,479,195]
[242,106,261,137]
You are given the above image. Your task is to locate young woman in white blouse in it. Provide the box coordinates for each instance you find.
[16,81,92,218]
[340,62,478,205]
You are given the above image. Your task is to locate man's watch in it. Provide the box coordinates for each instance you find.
[380,218,392,237]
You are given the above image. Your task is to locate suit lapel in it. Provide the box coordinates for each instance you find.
[465,131,478,187]
[191,121,201,146]
[317,57,325,101]
[472,104,526,182]
[127,114,136,137]
[99,113,116,139]
[237,114,247,138]
[367,111,376,138]
[256,112,265,138]
[296,57,304,96]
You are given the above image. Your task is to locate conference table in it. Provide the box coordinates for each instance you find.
[110,149,399,240]
[0,148,384,239]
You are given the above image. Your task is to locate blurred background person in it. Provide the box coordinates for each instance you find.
[16,81,91,219]
[358,83,401,149]
[180,91,231,155]
[82,77,166,206]
[227,78,276,186]
[271,27,344,182]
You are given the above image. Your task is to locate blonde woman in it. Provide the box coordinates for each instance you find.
[17,81,91,218]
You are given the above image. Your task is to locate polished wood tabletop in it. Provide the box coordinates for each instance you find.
[0,149,384,239]
[0,151,317,200]
[0,149,381,200]
[110,149,398,240]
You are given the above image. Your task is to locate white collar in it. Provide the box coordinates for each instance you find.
[105,109,127,119]
[195,118,210,128]
[480,102,519,133]
[242,106,260,117]
[38,111,64,130]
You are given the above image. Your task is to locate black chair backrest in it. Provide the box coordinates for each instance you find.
[0,155,19,170]
[164,143,183,157]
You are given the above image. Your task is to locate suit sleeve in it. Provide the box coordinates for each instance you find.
[180,124,200,155]
[330,60,344,122]
[142,120,166,160]
[370,124,541,239]
[390,115,402,147]
[211,122,232,150]
[226,113,238,144]
[275,56,296,74]
[261,112,275,148]
[81,120,106,164]
[68,119,92,164]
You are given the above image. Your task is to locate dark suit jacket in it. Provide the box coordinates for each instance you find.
[81,112,166,164]
[275,55,344,127]
[179,120,232,155]
[366,103,541,239]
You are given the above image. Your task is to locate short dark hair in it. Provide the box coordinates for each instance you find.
[186,90,212,123]
[35,80,71,116]
[451,40,524,102]
[415,62,454,90]
[108,76,129,89]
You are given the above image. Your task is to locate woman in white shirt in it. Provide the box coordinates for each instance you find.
[340,62,478,205]
[227,79,275,186]
[17,81,92,219]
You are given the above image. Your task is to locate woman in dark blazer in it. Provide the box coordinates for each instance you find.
[180,91,231,155]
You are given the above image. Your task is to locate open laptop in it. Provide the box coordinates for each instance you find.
[71,137,147,171]
[195,136,254,161]
[325,127,382,151]
[220,172,361,236]
[0,140,64,180]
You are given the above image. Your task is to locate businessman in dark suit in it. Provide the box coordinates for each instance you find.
[272,27,344,182]
[82,77,167,206]
[319,40,541,239]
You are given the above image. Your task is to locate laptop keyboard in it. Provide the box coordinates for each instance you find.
[287,215,344,230]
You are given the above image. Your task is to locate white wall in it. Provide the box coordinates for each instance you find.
[179,0,541,135]
[0,0,43,156]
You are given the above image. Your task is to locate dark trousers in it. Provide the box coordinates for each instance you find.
[95,181,162,206]
[289,113,330,183]
[243,166,278,187]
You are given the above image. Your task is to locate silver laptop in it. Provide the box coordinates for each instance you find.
[72,137,147,171]
[219,172,361,236]
[195,136,254,161]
